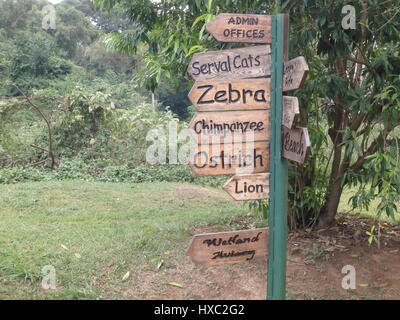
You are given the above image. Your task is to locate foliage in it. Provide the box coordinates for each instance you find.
[62,0,133,33]
[78,36,137,78]
[93,0,273,91]
[0,161,227,188]
[286,0,400,227]
[51,3,100,59]
[155,79,192,120]
[0,97,46,167]
[51,87,114,157]
[0,167,51,184]
[1,32,74,95]
[93,0,400,229]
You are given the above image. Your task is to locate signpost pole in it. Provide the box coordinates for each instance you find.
[267,14,288,300]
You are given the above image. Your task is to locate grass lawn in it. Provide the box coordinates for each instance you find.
[0,180,261,299]
[1,180,398,300]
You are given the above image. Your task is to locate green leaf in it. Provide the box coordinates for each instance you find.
[192,14,210,28]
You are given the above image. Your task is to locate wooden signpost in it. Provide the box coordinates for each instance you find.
[187,228,268,266]
[189,141,270,176]
[206,14,272,43]
[223,173,270,201]
[282,96,300,129]
[187,46,271,81]
[282,127,311,163]
[283,56,309,92]
[185,12,311,300]
[188,78,270,111]
[188,110,270,144]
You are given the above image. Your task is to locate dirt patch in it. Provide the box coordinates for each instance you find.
[126,213,400,300]
[169,186,228,200]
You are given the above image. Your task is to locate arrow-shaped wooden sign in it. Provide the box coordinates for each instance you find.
[206,14,272,43]
[187,228,268,266]
[282,127,311,163]
[188,78,270,112]
[189,110,270,145]
[189,141,269,176]
[223,173,269,201]
[187,46,271,81]
[283,56,309,92]
[282,96,300,129]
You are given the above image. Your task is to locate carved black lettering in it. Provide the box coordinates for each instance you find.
[254,89,266,102]
[228,83,240,103]
[214,90,227,103]
[193,151,208,168]
[233,55,241,69]
[191,61,201,75]
[197,84,214,105]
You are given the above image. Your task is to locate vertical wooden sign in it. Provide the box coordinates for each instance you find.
[282,127,311,163]
[282,96,299,129]
[186,12,311,302]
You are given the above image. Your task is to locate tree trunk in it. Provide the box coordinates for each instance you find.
[316,178,344,228]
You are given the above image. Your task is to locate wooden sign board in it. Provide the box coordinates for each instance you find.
[282,127,311,163]
[189,110,270,144]
[188,78,270,112]
[283,56,309,92]
[282,96,299,129]
[224,173,269,201]
[206,14,272,43]
[189,141,269,176]
[187,228,268,266]
[187,46,271,81]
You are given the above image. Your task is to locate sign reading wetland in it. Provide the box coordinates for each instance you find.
[187,228,269,266]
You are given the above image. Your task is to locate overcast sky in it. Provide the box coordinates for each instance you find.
[49,0,64,4]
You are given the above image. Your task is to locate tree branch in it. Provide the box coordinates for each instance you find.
[11,82,58,170]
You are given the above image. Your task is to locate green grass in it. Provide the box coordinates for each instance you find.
[0,180,261,299]
[339,186,400,223]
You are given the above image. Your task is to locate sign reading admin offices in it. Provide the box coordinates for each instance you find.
[206,14,272,43]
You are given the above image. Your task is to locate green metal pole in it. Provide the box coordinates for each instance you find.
[267,14,288,300]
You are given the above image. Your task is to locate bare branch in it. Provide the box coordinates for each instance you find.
[11,82,58,170]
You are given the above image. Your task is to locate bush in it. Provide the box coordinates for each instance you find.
[53,158,91,180]
[0,167,50,184]
[0,160,227,189]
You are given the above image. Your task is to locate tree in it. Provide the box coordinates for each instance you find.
[62,0,133,33]
[94,0,400,228]
[51,2,100,60]
[286,0,400,228]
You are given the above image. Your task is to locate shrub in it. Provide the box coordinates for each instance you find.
[0,167,50,184]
